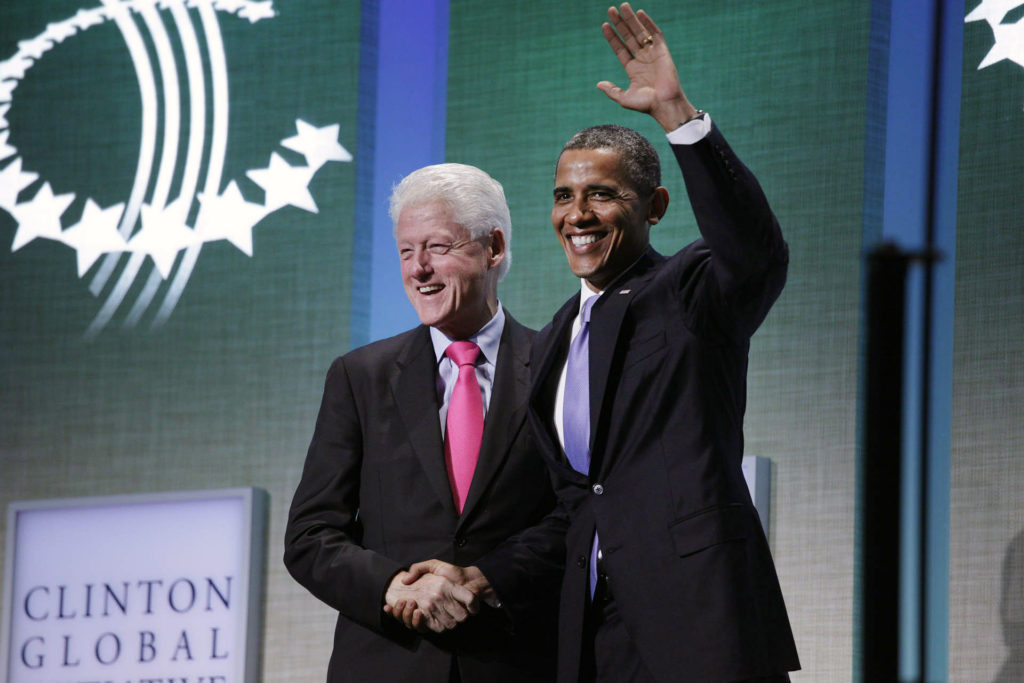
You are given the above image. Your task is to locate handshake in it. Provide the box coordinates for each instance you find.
[383,559,500,633]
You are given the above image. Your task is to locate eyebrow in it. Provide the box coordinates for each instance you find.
[553,183,619,195]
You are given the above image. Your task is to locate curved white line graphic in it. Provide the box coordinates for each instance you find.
[140,1,181,208]
[153,0,230,328]
[88,0,186,337]
[126,0,207,328]
[88,0,159,298]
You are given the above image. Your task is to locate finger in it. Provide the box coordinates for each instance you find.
[428,607,456,632]
[597,80,625,104]
[634,9,662,40]
[613,3,651,52]
[450,583,481,615]
[601,22,634,69]
[606,7,636,54]
[403,564,430,583]
[443,598,470,623]
[426,561,461,584]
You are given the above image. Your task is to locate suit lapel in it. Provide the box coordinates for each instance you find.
[588,248,663,472]
[532,294,579,402]
[458,315,530,525]
[391,327,457,517]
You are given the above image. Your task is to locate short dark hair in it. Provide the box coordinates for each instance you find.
[559,124,661,195]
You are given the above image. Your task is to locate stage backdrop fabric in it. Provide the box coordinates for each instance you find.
[952,8,1024,681]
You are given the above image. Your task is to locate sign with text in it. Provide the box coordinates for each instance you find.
[1,488,267,683]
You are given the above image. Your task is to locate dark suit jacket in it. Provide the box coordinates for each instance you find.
[284,313,561,682]
[529,125,800,682]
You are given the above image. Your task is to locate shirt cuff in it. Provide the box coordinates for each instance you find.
[666,112,713,145]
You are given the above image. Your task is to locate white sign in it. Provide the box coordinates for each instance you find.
[1,488,267,683]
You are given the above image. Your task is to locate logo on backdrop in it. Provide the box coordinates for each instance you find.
[0,0,352,337]
[966,1,1024,99]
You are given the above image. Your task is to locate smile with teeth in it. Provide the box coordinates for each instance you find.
[418,284,443,294]
[569,233,604,247]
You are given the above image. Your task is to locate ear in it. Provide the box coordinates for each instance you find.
[486,228,507,270]
[646,187,669,226]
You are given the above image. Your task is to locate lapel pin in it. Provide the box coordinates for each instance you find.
[618,289,631,294]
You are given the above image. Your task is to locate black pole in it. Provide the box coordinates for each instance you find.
[862,243,909,681]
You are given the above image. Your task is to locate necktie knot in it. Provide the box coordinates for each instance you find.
[446,340,481,368]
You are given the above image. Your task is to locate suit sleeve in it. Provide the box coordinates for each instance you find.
[671,123,789,339]
[473,474,569,629]
[283,356,404,633]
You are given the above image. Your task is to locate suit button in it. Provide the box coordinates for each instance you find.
[592,483,604,495]
[455,537,467,548]
[576,555,587,568]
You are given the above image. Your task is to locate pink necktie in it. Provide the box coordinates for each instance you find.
[444,341,483,514]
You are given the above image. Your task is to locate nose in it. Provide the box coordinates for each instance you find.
[565,197,591,226]
[409,248,432,278]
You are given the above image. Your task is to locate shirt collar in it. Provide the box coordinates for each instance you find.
[429,303,505,366]
[578,280,602,315]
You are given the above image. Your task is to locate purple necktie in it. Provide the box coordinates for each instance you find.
[563,296,596,474]
[562,295,601,596]
[444,341,483,514]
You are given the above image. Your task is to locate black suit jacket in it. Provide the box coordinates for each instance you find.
[284,313,560,682]
[529,125,800,682]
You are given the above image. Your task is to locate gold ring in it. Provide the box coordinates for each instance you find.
[640,35,654,47]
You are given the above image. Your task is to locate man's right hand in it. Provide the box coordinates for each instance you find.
[383,570,480,633]
[597,2,700,133]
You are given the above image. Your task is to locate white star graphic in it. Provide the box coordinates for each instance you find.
[0,157,40,210]
[128,199,200,278]
[59,199,127,276]
[282,120,352,171]
[70,8,106,31]
[239,1,276,23]
[983,19,1024,68]
[246,152,318,213]
[967,1,1024,68]
[0,79,17,102]
[0,103,10,128]
[194,180,269,256]
[17,36,54,61]
[9,182,75,251]
[966,0,1022,23]
[45,21,78,44]
[0,131,16,162]
[0,55,33,81]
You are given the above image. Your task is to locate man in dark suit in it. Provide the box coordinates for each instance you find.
[407,4,799,681]
[284,163,561,682]
[533,5,800,681]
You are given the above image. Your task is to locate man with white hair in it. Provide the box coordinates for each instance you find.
[285,163,562,682]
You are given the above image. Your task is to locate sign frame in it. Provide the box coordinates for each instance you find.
[0,487,268,682]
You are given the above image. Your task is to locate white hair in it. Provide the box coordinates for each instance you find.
[389,163,512,281]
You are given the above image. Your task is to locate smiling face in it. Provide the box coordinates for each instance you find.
[552,148,667,292]
[396,201,504,339]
